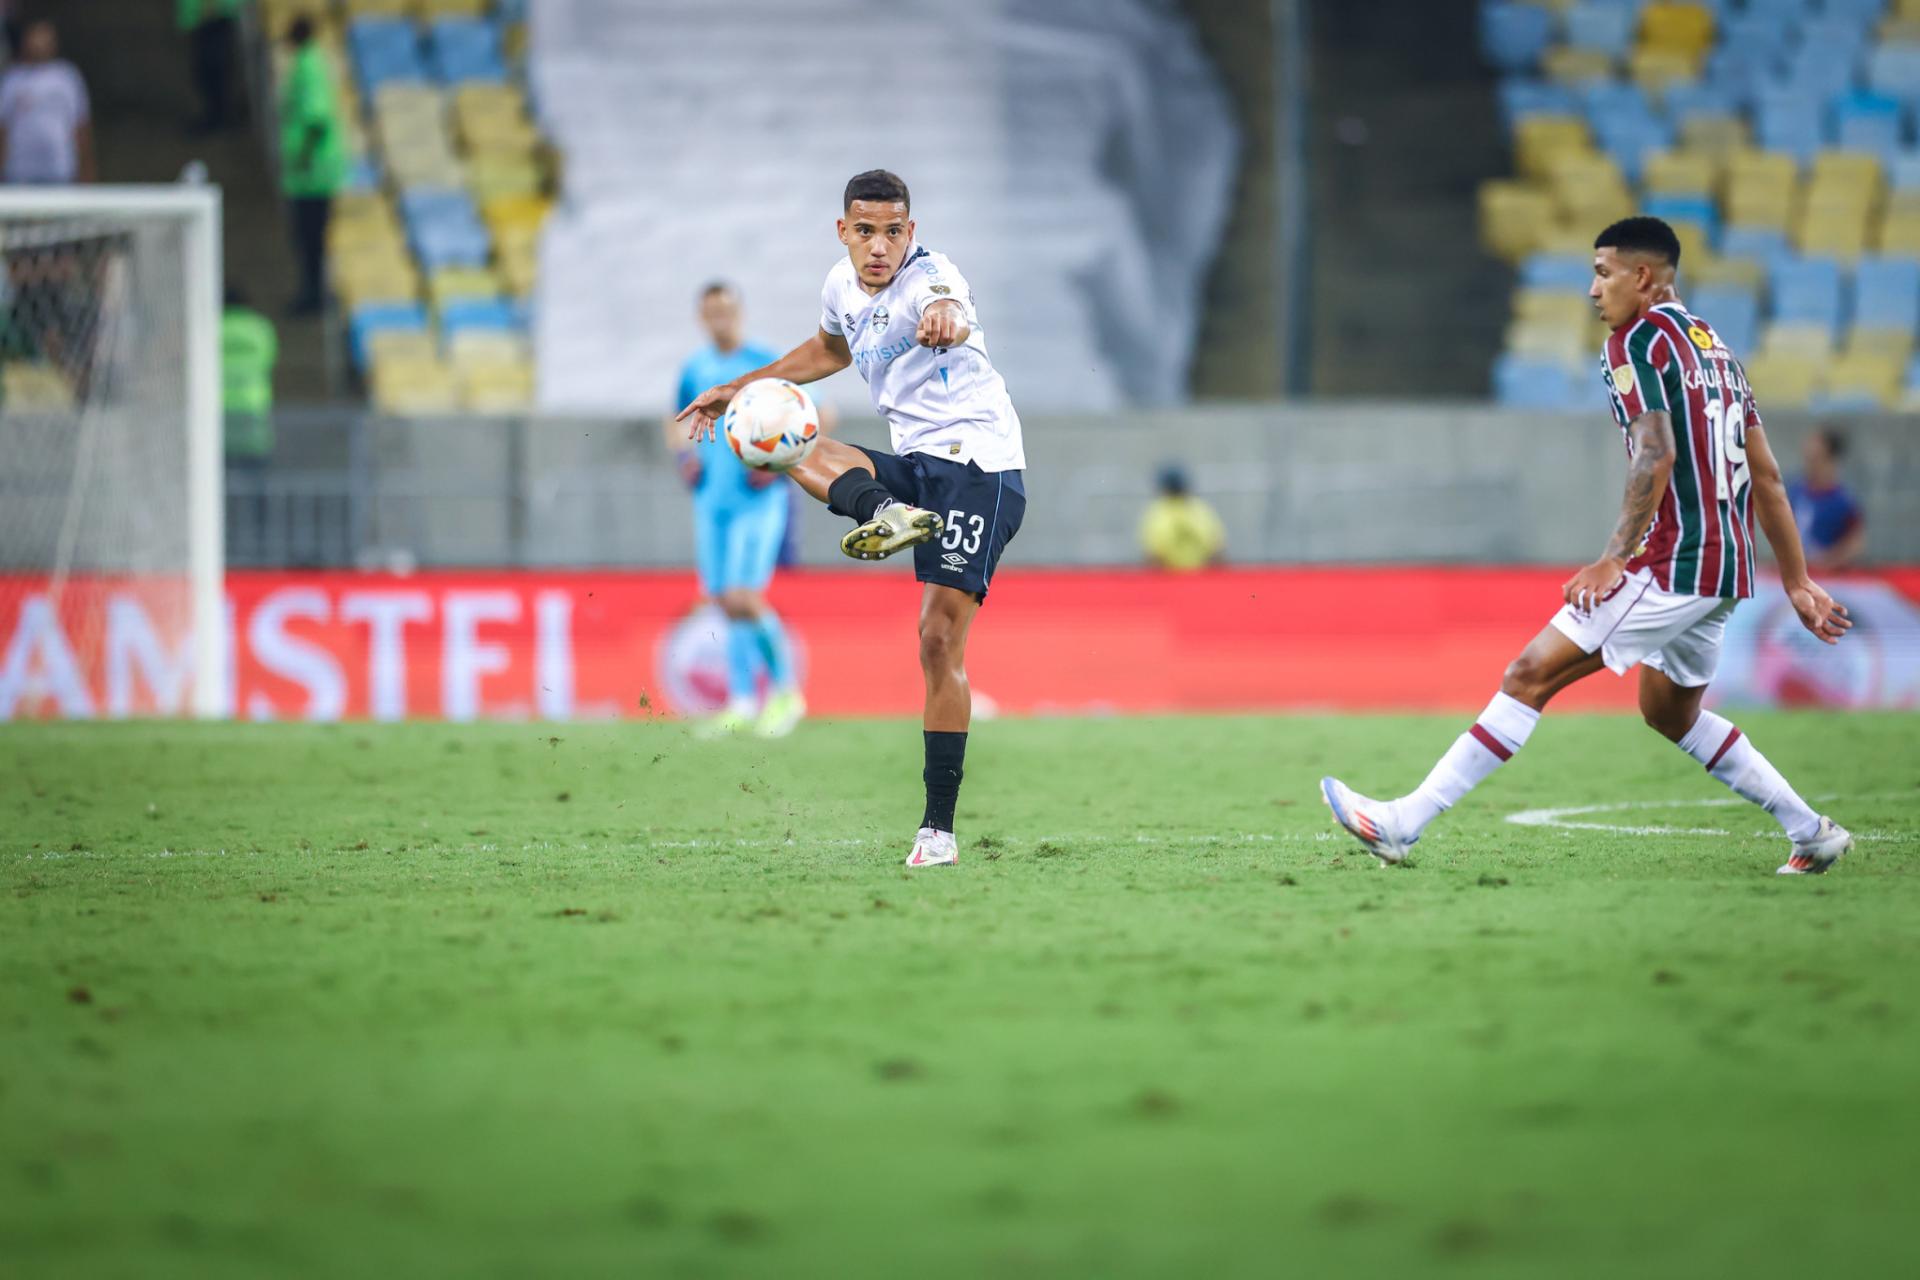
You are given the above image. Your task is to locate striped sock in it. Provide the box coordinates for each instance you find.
[1394,692,1541,837]
[1677,712,1821,843]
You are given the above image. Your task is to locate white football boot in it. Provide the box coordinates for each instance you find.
[754,688,806,739]
[1776,816,1853,876]
[1320,776,1415,866]
[904,827,958,869]
[841,504,943,561]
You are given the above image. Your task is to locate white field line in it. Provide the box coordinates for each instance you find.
[1506,794,1916,842]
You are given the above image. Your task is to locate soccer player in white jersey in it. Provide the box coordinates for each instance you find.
[679,170,1027,869]
[1321,217,1855,876]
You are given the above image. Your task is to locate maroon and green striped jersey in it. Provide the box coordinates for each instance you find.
[1599,301,1758,599]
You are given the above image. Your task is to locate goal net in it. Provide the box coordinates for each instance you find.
[0,188,224,719]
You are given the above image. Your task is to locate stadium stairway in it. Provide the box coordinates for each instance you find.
[59,0,330,399]
[1306,0,1512,396]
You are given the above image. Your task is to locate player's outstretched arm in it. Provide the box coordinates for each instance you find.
[1746,424,1851,644]
[1565,409,1674,612]
[915,299,970,350]
[676,329,852,441]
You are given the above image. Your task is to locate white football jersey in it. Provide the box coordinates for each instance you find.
[819,245,1025,473]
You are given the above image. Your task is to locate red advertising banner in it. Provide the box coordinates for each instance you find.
[3,567,1916,721]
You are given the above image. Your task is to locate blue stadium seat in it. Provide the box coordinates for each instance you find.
[1565,4,1636,58]
[1689,286,1760,355]
[1757,92,1829,160]
[350,302,429,369]
[1833,91,1905,163]
[1781,44,1862,99]
[441,297,521,338]
[1742,0,1818,15]
[1521,254,1596,292]
[1645,193,1720,243]
[1665,81,1740,124]
[1493,354,1582,409]
[1867,43,1920,104]
[1722,225,1792,266]
[428,18,507,84]
[1905,353,1920,394]
[1499,78,1580,129]
[1770,257,1845,334]
[1821,0,1891,21]
[1852,257,1920,331]
[1888,149,1920,189]
[1480,3,1555,73]
[350,21,430,89]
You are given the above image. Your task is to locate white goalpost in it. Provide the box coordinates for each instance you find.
[0,186,225,719]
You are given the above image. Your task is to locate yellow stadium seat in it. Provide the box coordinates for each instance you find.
[1761,324,1836,359]
[448,329,530,371]
[1534,223,1599,256]
[1846,328,1914,362]
[428,266,502,308]
[1543,46,1615,85]
[1685,255,1764,293]
[1896,0,1920,19]
[498,250,537,298]
[372,357,460,415]
[421,0,490,16]
[345,0,415,17]
[1877,209,1920,255]
[1823,351,1902,406]
[460,362,534,413]
[1629,47,1701,93]
[1640,2,1716,55]
[367,330,440,367]
[467,155,544,199]
[1666,220,1712,267]
[503,22,527,64]
[1514,116,1592,179]
[1512,290,1594,329]
[1479,180,1556,261]
[2,361,74,410]
[1740,353,1820,408]
[1797,210,1872,261]
[1677,116,1748,157]
[1726,185,1795,232]
[482,194,549,234]
[1643,150,1714,196]
[1809,151,1884,198]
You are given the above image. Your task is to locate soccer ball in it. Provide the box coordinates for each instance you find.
[723,378,820,472]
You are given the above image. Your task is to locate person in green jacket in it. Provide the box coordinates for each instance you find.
[178,0,241,134]
[222,286,279,550]
[280,16,344,316]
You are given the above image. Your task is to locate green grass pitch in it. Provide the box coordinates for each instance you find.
[4,711,1918,1277]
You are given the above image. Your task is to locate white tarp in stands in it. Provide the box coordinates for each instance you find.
[531,0,1238,415]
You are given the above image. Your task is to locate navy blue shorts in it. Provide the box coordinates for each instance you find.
[857,447,1026,601]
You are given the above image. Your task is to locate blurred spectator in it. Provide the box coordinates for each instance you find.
[1,2,22,59]
[279,16,344,316]
[1140,465,1226,571]
[1788,427,1866,570]
[0,20,94,185]
[179,0,241,134]
[222,285,278,549]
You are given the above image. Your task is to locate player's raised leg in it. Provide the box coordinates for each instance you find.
[1322,624,1600,863]
[1637,667,1851,875]
[784,437,943,562]
[904,583,979,868]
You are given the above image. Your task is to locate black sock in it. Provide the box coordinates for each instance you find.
[826,469,895,522]
[922,731,967,833]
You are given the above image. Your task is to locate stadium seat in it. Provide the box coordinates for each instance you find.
[428,18,507,84]
[1515,115,1595,178]
[371,355,460,414]
[1740,351,1822,407]
[1852,255,1920,330]
[1493,353,1582,408]
[1687,253,1765,292]
[350,301,430,369]
[1689,285,1760,353]
[1566,4,1637,58]
[1757,95,1828,162]
[1629,46,1702,93]
[1547,45,1620,84]
[1770,258,1846,334]
[440,297,521,338]
[1642,149,1716,195]
[1480,180,1558,260]
[1482,3,1557,72]
[1819,349,1903,406]
[1521,253,1598,292]
[1640,3,1717,58]
[1867,42,1920,102]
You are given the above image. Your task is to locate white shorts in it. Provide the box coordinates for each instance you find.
[1549,567,1738,688]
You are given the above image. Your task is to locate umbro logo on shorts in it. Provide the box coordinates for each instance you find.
[940,552,967,570]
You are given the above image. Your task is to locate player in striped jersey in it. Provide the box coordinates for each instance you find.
[1322,217,1857,876]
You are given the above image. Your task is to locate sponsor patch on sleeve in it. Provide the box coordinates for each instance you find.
[1611,364,1636,395]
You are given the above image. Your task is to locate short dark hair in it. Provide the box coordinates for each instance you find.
[1818,426,1848,461]
[699,280,736,302]
[843,169,910,212]
[1595,216,1682,268]
[287,15,316,45]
